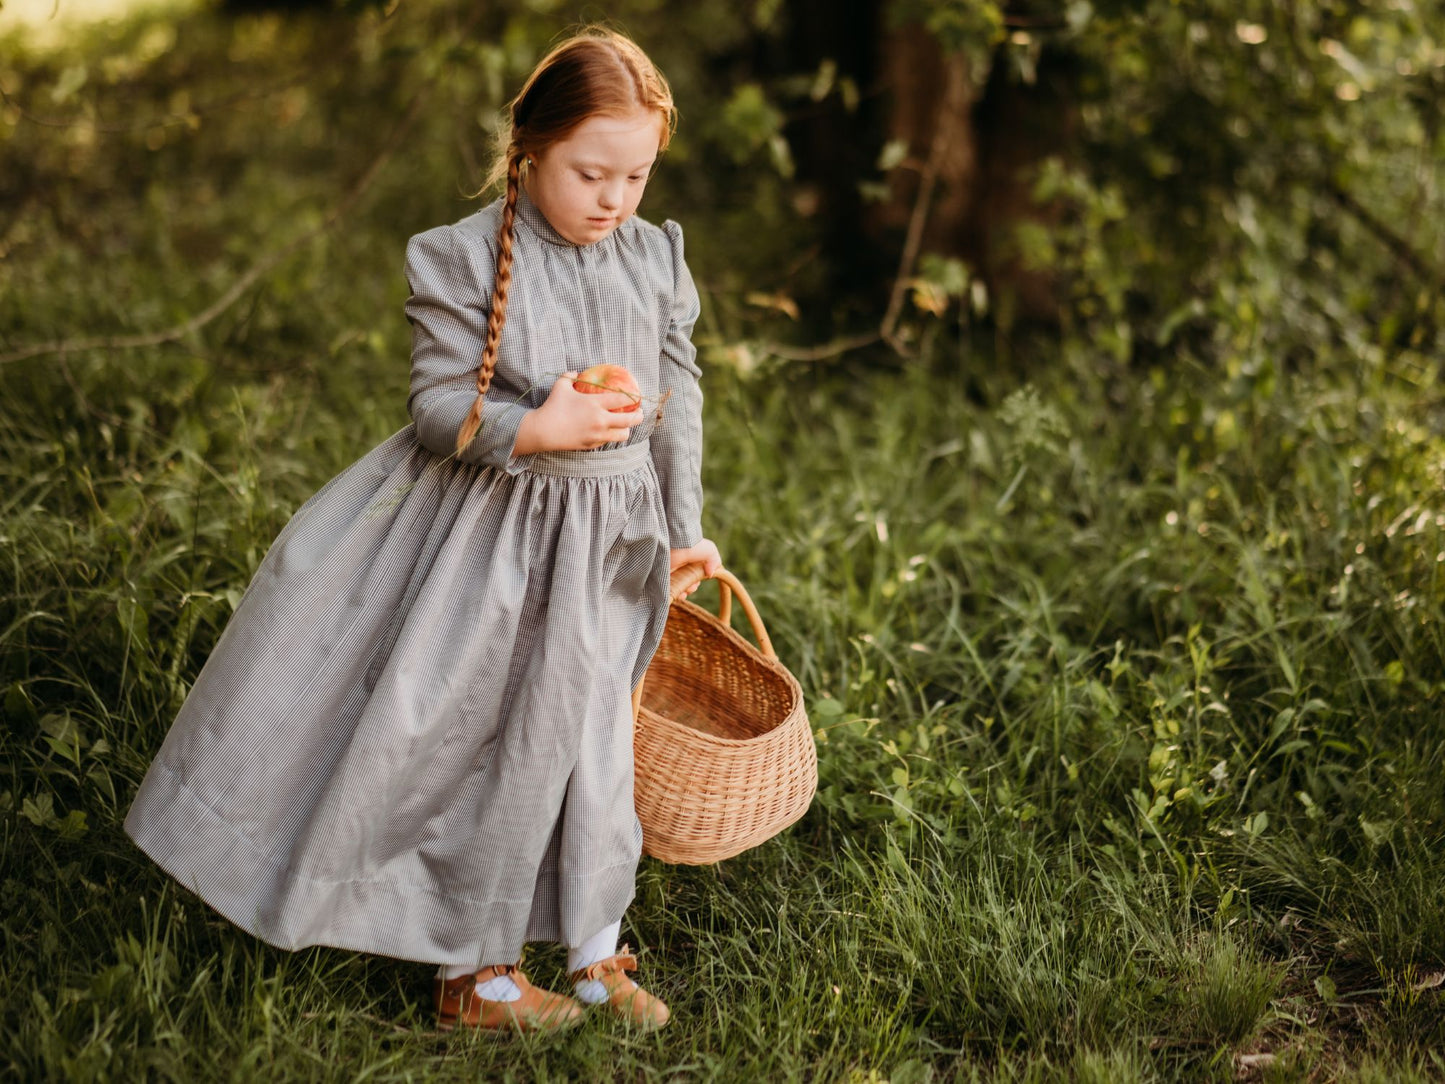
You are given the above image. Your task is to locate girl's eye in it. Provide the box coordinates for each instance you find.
[580,172,601,182]
[628,174,645,183]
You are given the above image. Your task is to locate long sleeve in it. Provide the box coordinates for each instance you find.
[403,224,535,475]
[651,220,705,548]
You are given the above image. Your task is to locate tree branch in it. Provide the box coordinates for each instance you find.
[759,331,883,362]
[878,115,945,351]
[1326,181,1440,289]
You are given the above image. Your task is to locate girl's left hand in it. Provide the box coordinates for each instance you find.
[669,539,722,596]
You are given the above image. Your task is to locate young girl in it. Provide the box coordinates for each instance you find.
[124,28,721,1033]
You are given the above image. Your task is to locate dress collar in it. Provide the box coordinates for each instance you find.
[514,184,578,248]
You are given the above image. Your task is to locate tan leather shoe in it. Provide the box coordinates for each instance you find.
[569,944,671,1030]
[435,963,585,1032]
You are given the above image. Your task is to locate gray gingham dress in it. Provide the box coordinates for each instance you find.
[124,187,705,968]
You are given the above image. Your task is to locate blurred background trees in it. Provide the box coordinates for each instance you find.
[3,0,1441,371]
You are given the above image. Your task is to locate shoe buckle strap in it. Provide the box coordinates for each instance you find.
[576,952,639,983]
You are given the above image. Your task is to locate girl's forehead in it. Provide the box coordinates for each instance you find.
[552,111,663,160]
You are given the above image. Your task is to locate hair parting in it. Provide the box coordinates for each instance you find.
[453,28,675,457]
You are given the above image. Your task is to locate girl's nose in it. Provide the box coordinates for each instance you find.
[599,181,623,210]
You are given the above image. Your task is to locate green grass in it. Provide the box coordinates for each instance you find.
[3,4,1445,1081]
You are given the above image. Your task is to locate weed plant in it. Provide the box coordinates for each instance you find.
[3,4,1444,1081]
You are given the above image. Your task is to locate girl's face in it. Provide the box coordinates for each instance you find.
[525,109,663,245]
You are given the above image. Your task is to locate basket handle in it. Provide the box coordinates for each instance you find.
[667,563,775,659]
[635,562,779,725]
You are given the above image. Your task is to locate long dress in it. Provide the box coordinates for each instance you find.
[123,188,706,968]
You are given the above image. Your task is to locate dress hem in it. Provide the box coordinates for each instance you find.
[124,757,640,966]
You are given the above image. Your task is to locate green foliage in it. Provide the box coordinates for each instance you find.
[770,0,1445,361]
[1032,0,1445,360]
[718,82,793,177]
[890,0,1006,67]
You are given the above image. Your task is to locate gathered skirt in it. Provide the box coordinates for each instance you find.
[124,426,671,967]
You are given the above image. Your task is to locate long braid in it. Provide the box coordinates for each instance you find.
[455,150,523,456]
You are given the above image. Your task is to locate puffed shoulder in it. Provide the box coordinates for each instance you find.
[446,202,504,252]
[404,221,450,261]
[403,214,497,301]
[660,219,686,285]
[604,213,685,293]
[659,219,700,326]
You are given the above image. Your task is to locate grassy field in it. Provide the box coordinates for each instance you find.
[3,6,1445,1081]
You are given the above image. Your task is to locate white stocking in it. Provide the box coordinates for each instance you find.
[567,919,622,1005]
[435,961,521,1002]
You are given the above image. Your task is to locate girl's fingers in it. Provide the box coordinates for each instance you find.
[593,395,645,418]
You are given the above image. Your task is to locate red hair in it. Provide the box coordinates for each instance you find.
[455,29,676,454]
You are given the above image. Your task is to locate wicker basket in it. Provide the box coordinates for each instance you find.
[630,565,817,865]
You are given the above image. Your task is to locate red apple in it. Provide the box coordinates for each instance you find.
[573,363,641,412]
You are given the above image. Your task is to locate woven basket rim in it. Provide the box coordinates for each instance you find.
[643,595,804,733]
[634,702,805,749]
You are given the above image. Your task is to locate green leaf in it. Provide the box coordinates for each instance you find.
[719,83,783,164]
[876,139,909,172]
[1066,1,1093,32]
[117,596,150,652]
[57,810,89,841]
[810,58,837,102]
[21,793,58,830]
[50,65,89,105]
[5,683,36,728]
[1359,816,1394,847]
[767,133,795,179]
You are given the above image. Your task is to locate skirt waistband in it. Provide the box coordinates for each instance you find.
[524,440,652,478]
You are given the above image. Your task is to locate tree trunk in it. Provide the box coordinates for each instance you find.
[875,23,978,256]
[967,42,1078,323]
[872,17,1077,323]
[780,0,892,298]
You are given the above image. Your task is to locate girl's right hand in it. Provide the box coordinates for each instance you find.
[513,372,646,454]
